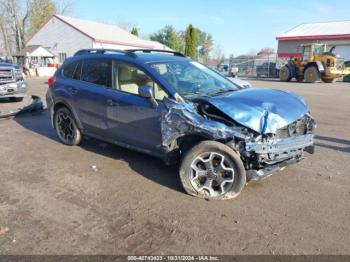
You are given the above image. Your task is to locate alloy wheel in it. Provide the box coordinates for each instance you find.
[189,152,235,197]
[56,110,76,144]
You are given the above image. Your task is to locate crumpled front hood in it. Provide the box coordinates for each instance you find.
[203,88,309,134]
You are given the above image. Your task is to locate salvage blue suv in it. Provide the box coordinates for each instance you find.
[46,49,315,200]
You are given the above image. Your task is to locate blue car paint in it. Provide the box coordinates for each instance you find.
[203,88,309,134]
[48,51,313,161]
[63,53,182,98]
[161,97,249,150]
[49,53,182,156]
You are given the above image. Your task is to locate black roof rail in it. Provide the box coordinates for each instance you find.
[127,49,186,57]
[74,49,135,56]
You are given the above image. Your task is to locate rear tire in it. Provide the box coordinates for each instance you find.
[179,141,246,200]
[279,66,292,82]
[304,66,320,83]
[54,107,82,146]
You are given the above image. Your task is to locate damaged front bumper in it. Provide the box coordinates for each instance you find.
[247,157,301,182]
[161,97,315,181]
[245,133,313,154]
[245,133,314,181]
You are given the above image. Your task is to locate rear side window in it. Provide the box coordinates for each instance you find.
[81,59,112,87]
[63,62,78,78]
[73,61,82,80]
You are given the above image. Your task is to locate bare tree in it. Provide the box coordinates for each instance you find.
[257,47,275,56]
[55,0,75,15]
[0,12,12,55]
[0,0,75,54]
[211,44,225,67]
[1,0,30,52]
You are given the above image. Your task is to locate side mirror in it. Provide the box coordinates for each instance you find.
[138,85,158,108]
[138,85,153,98]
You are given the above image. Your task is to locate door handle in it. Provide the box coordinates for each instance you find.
[106,99,118,107]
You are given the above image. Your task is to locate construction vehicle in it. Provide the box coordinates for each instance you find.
[279,43,350,83]
[344,61,350,82]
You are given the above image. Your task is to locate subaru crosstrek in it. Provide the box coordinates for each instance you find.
[46,49,315,200]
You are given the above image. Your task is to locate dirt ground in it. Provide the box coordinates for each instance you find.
[0,78,349,255]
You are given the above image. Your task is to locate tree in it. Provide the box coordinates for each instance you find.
[257,47,275,56]
[28,0,56,36]
[1,0,30,52]
[184,24,197,59]
[211,44,225,67]
[196,29,213,63]
[130,27,139,37]
[55,0,74,15]
[150,25,183,52]
[149,25,212,57]
[0,11,12,55]
[0,0,73,54]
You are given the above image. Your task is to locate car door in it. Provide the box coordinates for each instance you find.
[73,58,112,137]
[104,61,169,153]
[59,60,81,112]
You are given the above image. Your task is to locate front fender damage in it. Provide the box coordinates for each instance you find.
[160,97,315,182]
[161,98,248,151]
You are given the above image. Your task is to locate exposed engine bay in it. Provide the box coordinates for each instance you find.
[161,95,315,182]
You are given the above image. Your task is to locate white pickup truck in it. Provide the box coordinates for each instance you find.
[0,62,27,102]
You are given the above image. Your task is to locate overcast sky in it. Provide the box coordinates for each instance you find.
[73,0,350,56]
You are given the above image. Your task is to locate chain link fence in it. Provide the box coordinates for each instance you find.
[229,55,288,78]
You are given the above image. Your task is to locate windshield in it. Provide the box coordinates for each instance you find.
[149,61,238,98]
[314,44,324,56]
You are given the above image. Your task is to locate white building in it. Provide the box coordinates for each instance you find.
[14,45,55,66]
[277,20,350,61]
[26,15,169,64]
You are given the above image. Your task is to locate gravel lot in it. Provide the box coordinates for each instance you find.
[0,78,349,255]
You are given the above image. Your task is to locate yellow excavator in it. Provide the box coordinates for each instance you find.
[279,43,350,83]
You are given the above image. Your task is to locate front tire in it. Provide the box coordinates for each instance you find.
[304,66,320,83]
[179,141,246,200]
[54,107,82,146]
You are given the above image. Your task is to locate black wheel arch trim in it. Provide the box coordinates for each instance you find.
[52,99,83,131]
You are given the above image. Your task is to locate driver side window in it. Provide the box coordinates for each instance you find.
[113,62,168,101]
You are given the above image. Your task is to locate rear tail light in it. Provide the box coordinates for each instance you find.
[48,76,56,86]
